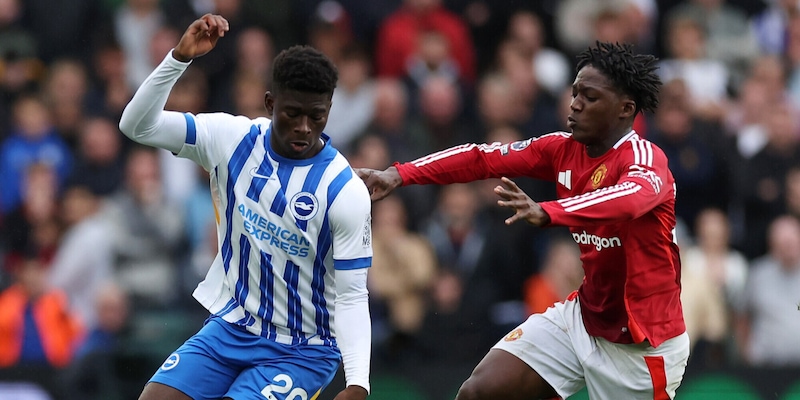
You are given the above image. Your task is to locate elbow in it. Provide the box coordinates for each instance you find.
[118,110,137,140]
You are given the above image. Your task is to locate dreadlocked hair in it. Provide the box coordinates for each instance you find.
[576,41,661,114]
[272,45,338,95]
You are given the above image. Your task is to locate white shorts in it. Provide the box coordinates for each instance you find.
[492,296,690,399]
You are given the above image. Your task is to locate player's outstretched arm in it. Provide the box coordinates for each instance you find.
[172,13,229,62]
[355,166,402,201]
[495,177,551,227]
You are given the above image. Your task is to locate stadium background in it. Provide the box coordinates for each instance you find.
[0,0,799,399]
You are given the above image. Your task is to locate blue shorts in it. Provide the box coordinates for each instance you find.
[148,317,341,400]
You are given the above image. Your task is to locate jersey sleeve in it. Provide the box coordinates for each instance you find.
[541,141,674,226]
[119,50,262,171]
[395,134,567,185]
[328,176,373,270]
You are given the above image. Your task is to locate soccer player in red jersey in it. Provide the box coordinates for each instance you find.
[357,41,689,399]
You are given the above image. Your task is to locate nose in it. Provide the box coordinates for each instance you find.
[296,115,312,135]
[570,97,581,112]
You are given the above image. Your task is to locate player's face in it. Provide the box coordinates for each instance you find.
[567,66,635,152]
[265,89,331,159]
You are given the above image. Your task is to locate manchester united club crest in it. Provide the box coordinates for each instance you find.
[591,164,608,189]
[504,328,523,342]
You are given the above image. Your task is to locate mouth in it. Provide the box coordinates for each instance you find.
[567,116,577,129]
[290,141,309,152]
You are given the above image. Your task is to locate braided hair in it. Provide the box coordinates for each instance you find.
[576,41,661,115]
[272,45,338,96]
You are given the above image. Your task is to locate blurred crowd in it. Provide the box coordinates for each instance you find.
[1,0,800,398]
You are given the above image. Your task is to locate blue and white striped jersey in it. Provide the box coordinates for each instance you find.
[176,113,373,346]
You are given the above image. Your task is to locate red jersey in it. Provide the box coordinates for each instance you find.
[396,131,685,347]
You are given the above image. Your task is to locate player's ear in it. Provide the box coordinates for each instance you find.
[620,98,636,120]
[264,91,274,117]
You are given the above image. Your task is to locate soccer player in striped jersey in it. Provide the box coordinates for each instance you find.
[119,14,372,400]
[358,42,689,399]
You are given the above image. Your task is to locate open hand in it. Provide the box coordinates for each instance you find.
[494,177,551,227]
[173,14,229,62]
[355,166,402,201]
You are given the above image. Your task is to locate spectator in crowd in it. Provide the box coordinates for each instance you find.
[84,38,133,121]
[665,0,759,86]
[41,59,90,150]
[114,0,165,90]
[736,100,800,259]
[327,43,377,150]
[65,116,127,197]
[751,0,798,55]
[0,94,72,216]
[102,145,185,311]
[504,10,571,99]
[64,282,130,400]
[48,185,114,331]
[0,247,83,371]
[522,237,583,315]
[658,15,730,123]
[735,215,800,366]
[680,207,749,368]
[646,78,734,232]
[375,0,477,84]
[368,194,438,364]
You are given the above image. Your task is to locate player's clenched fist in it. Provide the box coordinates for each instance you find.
[173,14,229,62]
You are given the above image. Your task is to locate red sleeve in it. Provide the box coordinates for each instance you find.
[540,143,674,227]
[395,134,566,185]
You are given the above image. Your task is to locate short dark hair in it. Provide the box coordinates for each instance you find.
[272,45,338,96]
[576,41,661,114]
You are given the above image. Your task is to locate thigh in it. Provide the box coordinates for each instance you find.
[585,332,690,400]
[456,348,559,400]
[146,319,245,400]
[225,344,341,400]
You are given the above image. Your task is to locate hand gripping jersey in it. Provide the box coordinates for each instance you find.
[396,131,685,347]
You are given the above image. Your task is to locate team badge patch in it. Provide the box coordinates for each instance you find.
[290,192,319,221]
[510,139,532,152]
[504,328,523,342]
[591,164,608,189]
[160,353,180,370]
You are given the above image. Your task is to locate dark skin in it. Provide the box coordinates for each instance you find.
[140,13,365,400]
[356,65,637,400]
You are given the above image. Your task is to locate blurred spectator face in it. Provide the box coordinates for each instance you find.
[232,71,268,119]
[667,18,705,60]
[405,0,439,12]
[348,134,390,170]
[79,117,122,165]
[768,216,800,270]
[166,67,208,113]
[125,148,162,205]
[438,183,479,232]
[507,11,543,57]
[786,167,800,215]
[61,186,99,227]
[0,0,20,25]
[149,26,180,68]
[372,79,408,131]
[337,47,370,91]
[214,0,242,18]
[496,40,537,105]
[95,283,129,333]
[22,163,58,222]
[13,96,51,138]
[750,55,786,100]
[765,101,800,149]
[695,208,730,252]
[417,30,451,69]
[593,10,630,44]
[419,76,461,126]
[17,257,48,298]
[477,74,518,128]
[655,80,692,137]
[44,60,87,105]
[236,27,274,77]
[543,240,584,291]
[372,195,408,234]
